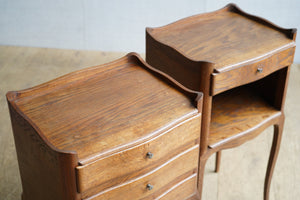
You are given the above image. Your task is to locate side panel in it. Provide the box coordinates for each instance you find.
[7,102,80,200]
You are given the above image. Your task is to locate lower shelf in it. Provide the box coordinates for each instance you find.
[209,86,281,148]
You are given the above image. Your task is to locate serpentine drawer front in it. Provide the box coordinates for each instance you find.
[86,146,199,200]
[211,47,295,95]
[7,53,203,200]
[76,115,201,197]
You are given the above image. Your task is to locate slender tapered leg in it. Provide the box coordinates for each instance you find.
[215,151,221,173]
[198,157,208,200]
[264,118,284,200]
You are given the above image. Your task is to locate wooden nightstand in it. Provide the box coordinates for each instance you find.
[7,53,203,200]
[146,4,296,200]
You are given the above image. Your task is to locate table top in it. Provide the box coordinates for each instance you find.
[7,53,200,164]
[147,3,296,72]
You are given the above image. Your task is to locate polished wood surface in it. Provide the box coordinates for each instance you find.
[7,103,80,200]
[158,174,198,200]
[2,46,300,200]
[7,52,203,199]
[209,87,280,148]
[147,4,295,71]
[146,3,296,200]
[7,53,199,164]
[211,47,295,95]
[87,146,199,200]
[77,115,201,196]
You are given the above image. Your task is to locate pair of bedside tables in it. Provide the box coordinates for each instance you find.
[7,4,296,200]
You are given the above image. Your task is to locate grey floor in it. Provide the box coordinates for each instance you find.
[0,46,299,200]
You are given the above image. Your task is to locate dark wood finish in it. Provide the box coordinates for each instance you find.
[7,53,203,199]
[146,3,296,200]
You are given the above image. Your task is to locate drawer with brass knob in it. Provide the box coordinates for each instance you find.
[211,47,295,95]
[86,146,199,200]
[76,115,201,197]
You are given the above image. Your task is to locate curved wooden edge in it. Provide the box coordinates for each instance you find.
[146,27,215,65]
[6,52,203,157]
[79,113,201,165]
[228,3,297,40]
[127,52,203,111]
[5,54,131,156]
[5,54,129,100]
[205,112,283,158]
[146,3,231,35]
[85,145,199,200]
[146,4,296,68]
[147,3,296,41]
[6,92,78,156]
[264,115,285,200]
[7,101,80,200]
[146,29,215,89]
[6,52,203,107]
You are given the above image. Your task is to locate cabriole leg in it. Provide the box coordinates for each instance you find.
[264,118,284,200]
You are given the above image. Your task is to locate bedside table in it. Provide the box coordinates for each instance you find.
[146,4,296,200]
[7,53,203,200]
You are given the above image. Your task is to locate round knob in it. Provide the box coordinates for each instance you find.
[257,67,263,73]
[146,184,153,190]
[146,152,153,159]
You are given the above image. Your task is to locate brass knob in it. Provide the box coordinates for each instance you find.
[146,184,153,190]
[146,152,153,159]
[257,67,263,73]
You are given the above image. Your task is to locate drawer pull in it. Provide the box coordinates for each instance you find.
[146,184,154,190]
[257,67,263,73]
[146,152,153,159]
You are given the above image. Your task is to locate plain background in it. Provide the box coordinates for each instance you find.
[0,0,299,63]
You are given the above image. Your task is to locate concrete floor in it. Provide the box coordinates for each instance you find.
[0,46,299,200]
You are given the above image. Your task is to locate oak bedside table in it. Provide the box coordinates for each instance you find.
[146,3,296,200]
[7,53,203,200]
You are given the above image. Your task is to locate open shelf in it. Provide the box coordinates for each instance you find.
[208,86,281,148]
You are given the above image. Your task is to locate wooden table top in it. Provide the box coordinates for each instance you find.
[147,3,296,72]
[7,53,200,164]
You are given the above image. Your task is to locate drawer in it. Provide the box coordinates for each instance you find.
[211,47,295,95]
[157,174,198,200]
[84,145,199,200]
[77,114,201,197]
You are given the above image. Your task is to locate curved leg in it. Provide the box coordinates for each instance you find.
[215,151,221,173]
[198,157,208,200]
[264,118,284,200]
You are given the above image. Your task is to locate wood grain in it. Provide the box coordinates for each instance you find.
[7,98,80,200]
[77,115,201,196]
[2,46,300,200]
[209,87,281,148]
[85,145,199,200]
[147,4,295,71]
[158,174,198,200]
[8,53,199,164]
[145,3,296,200]
[211,47,295,95]
[7,51,203,199]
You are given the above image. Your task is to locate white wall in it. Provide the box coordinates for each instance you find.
[1,0,299,62]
